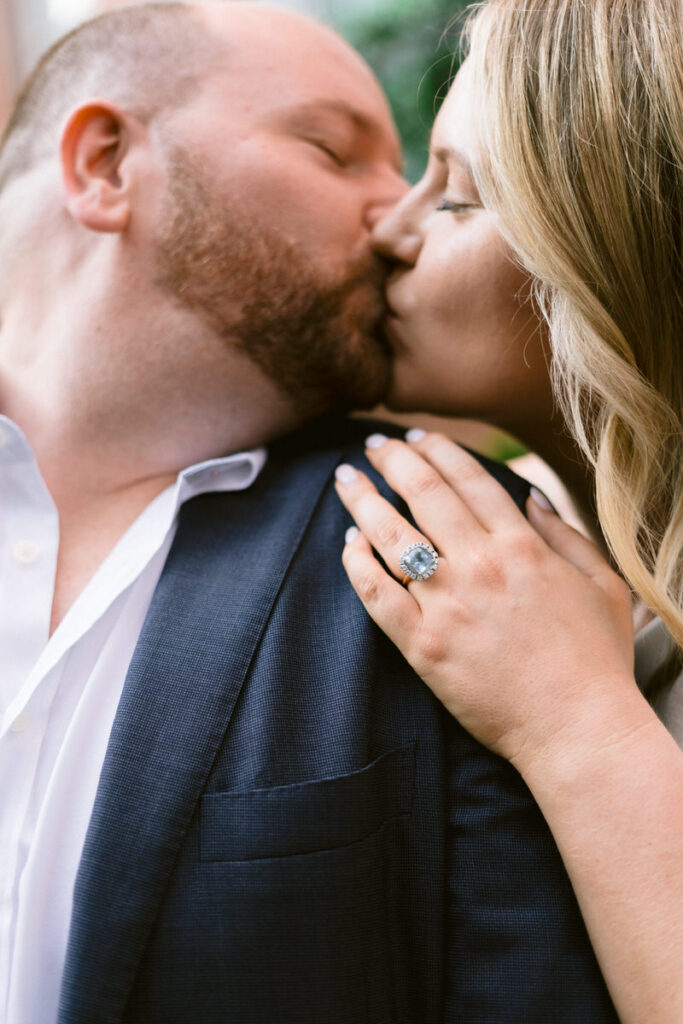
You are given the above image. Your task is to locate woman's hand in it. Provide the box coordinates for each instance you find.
[335,430,638,771]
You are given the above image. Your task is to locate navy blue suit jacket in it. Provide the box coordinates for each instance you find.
[57,417,618,1024]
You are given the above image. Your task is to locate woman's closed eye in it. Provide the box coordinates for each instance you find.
[436,198,475,213]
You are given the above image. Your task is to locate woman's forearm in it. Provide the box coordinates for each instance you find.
[517,684,683,1024]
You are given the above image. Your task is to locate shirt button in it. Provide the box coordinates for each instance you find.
[10,714,29,734]
[13,540,40,565]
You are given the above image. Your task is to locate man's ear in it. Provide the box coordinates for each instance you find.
[60,100,137,233]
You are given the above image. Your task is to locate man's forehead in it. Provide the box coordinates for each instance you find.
[199,4,387,108]
[201,1,372,76]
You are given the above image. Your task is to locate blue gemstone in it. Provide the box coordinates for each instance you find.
[405,546,435,574]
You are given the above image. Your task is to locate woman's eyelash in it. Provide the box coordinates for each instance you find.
[436,199,469,213]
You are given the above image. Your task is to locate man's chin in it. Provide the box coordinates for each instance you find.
[340,368,391,411]
[276,345,389,421]
[330,324,392,410]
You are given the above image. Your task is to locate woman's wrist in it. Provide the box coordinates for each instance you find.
[511,675,660,796]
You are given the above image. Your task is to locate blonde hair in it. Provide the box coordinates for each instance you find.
[464,0,683,647]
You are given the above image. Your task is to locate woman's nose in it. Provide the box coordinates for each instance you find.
[370,197,422,266]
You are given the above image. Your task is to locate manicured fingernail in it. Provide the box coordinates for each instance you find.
[529,486,553,512]
[365,433,388,450]
[335,464,358,485]
[406,428,426,443]
[345,526,360,545]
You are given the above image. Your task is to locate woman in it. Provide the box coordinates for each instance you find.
[335,1,683,1022]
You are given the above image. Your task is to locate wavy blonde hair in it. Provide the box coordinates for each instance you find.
[464,0,683,647]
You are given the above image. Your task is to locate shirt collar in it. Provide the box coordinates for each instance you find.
[0,416,36,464]
[175,449,267,511]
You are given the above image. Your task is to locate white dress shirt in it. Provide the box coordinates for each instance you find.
[0,414,266,1024]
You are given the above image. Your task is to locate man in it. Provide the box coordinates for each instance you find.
[0,3,619,1023]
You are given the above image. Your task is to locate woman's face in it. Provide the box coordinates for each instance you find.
[374,60,554,437]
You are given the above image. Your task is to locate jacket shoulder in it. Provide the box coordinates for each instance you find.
[269,415,532,513]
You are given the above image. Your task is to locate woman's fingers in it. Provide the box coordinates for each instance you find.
[527,493,618,583]
[334,464,445,586]
[341,528,421,646]
[390,430,532,533]
[362,433,484,547]
[526,495,633,631]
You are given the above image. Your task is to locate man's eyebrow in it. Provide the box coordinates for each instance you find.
[283,99,375,131]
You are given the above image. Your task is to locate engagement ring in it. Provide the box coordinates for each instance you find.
[399,541,439,583]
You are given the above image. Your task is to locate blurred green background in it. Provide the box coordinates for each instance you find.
[337,0,470,184]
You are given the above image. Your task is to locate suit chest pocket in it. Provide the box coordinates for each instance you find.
[199,742,415,861]
[126,744,416,1024]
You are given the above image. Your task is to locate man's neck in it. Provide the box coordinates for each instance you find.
[0,307,300,632]
[47,479,178,636]
[0,393,280,635]
[0,326,295,498]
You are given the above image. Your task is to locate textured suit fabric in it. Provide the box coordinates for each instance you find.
[57,416,619,1024]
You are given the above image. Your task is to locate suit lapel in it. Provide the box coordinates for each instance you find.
[57,444,341,1024]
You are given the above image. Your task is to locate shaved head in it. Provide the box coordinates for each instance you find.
[0,2,222,193]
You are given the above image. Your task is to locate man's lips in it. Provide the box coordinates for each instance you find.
[380,310,406,352]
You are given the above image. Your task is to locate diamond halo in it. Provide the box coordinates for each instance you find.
[399,541,440,582]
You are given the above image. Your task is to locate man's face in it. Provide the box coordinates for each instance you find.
[154,6,406,417]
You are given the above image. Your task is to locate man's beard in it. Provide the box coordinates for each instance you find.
[153,147,391,418]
